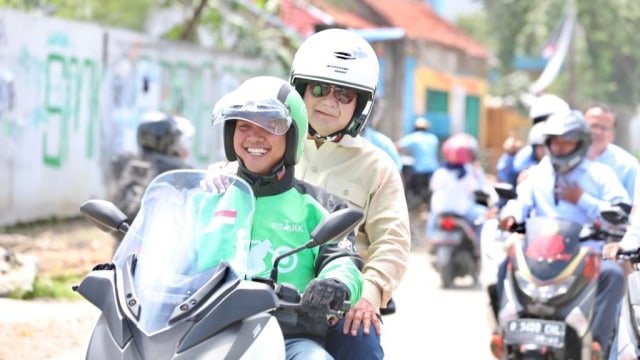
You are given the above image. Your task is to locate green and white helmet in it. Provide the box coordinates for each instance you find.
[212,76,308,167]
[289,28,379,138]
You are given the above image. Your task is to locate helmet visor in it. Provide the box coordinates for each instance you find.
[213,97,291,135]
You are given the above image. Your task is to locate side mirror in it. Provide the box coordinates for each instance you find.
[80,199,130,234]
[270,208,363,282]
[601,204,630,225]
[309,208,364,248]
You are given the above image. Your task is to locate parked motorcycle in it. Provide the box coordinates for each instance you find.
[490,208,635,360]
[75,170,363,359]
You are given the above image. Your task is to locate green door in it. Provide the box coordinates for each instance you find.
[465,96,480,138]
[425,89,450,138]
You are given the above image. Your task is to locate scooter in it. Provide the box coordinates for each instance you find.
[481,182,518,329]
[617,251,640,360]
[75,170,363,359]
[429,190,490,288]
[490,207,635,360]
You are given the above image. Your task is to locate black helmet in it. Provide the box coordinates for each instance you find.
[137,112,194,157]
[543,110,592,174]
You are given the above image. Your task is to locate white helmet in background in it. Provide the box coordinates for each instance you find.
[528,94,570,124]
[527,122,547,146]
[289,28,379,138]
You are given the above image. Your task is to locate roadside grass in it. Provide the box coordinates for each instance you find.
[10,273,85,300]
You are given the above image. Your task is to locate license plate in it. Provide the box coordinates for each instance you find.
[431,230,462,245]
[504,319,566,348]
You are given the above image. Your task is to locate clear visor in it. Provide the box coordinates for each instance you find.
[212,96,291,135]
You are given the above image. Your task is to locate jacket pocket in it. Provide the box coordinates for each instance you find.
[326,178,368,209]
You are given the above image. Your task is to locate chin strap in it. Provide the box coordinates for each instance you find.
[308,125,345,143]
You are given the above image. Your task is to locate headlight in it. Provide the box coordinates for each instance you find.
[515,271,575,302]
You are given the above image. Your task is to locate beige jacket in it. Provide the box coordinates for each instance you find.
[295,136,411,310]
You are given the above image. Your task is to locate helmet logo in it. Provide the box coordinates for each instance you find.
[326,64,348,74]
[333,51,356,60]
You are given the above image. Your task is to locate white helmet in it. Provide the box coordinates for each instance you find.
[289,28,379,138]
[543,110,592,174]
[527,122,546,146]
[528,94,570,124]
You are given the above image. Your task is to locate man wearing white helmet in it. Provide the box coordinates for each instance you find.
[290,28,411,359]
[496,94,570,186]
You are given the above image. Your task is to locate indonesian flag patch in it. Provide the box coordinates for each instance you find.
[213,210,237,225]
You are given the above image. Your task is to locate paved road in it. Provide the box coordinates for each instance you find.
[381,249,496,359]
[0,249,498,359]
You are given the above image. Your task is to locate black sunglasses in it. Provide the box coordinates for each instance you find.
[308,81,357,104]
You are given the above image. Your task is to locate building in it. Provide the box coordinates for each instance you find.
[276,0,492,148]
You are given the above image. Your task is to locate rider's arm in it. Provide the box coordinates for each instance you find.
[496,152,517,185]
[500,171,535,224]
[576,164,629,221]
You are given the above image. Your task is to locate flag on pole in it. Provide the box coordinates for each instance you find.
[529,0,576,95]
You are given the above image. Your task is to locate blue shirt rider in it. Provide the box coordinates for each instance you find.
[497,94,570,186]
[498,110,629,356]
[585,104,639,199]
[395,117,440,207]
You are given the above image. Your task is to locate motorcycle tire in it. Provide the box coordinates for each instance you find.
[440,263,455,289]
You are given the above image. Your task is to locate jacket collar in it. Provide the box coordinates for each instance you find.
[236,161,294,197]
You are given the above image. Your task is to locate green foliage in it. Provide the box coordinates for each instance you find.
[0,0,155,30]
[10,273,84,300]
[477,0,640,107]
[456,12,494,51]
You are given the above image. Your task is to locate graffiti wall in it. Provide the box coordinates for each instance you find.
[0,9,280,225]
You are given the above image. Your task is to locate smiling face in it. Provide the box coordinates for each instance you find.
[303,83,357,137]
[233,120,286,175]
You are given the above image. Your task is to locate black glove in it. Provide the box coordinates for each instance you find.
[301,278,349,317]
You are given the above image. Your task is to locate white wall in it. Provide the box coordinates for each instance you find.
[0,10,280,225]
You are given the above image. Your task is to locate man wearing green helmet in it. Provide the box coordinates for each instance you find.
[210,75,364,359]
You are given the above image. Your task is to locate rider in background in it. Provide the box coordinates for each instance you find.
[514,121,547,185]
[497,94,570,186]
[361,99,403,173]
[498,110,629,356]
[583,104,639,360]
[427,133,497,243]
[585,103,638,199]
[210,75,363,359]
[111,111,194,242]
[396,117,440,210]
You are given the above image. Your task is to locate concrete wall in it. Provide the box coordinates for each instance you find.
[0,10,280,226]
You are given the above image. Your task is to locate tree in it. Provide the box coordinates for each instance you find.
[461,0,640,109]
[1,0,299,74]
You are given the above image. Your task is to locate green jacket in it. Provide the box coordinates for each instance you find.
[194,164,363,339]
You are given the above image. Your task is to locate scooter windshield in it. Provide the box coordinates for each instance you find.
[112,170,255,334]
[521,217,582,280]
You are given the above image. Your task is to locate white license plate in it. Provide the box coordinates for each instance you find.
[504,319,566,348]
[431,230,462,245]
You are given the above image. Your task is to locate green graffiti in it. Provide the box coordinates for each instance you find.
[43,53,68,168]
[193,63,214,164]
[41,52,100,168]
[84,59,99,159]
[47,32,70,47]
